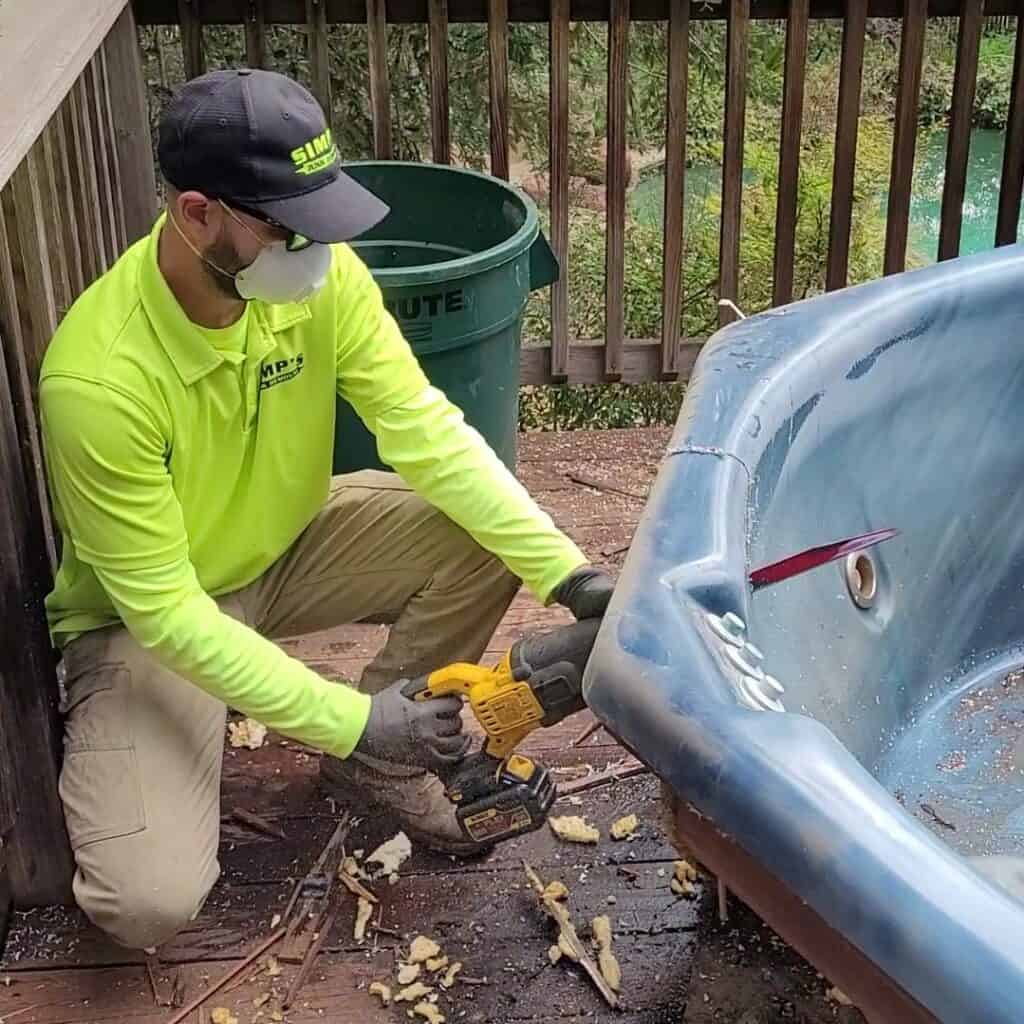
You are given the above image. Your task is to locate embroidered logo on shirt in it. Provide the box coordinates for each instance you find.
[259,354,305,391]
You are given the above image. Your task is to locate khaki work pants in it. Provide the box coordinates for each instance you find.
[58,471,520,950]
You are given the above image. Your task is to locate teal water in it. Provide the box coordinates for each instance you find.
[903,127,1022,262]
[631,127,1024,263]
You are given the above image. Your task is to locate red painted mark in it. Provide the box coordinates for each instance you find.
[749,528,900,591]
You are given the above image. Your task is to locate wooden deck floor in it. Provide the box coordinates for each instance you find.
[0,428,855,1024]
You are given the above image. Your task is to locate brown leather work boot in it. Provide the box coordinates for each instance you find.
[319,751,491,858]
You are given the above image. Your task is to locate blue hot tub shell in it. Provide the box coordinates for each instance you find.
[585,244,1024,1022]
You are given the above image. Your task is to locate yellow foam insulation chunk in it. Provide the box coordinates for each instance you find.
[408,935,442,964]
[548,815,600,844]
[675,859,698,882]
[557,933,580,962]
[440,961,463,989]
[394,981,433,1003]
[542,880,570,901]
[397,963,422,985]
[369,981,392,1005]
[610,814,638,840]
[354,896,374,941]
[366,831,412,879]
[671,859,698,896]
[253,992,271,1009]
[269,1013,284,1023]
[426,955,449,973]
[827,987,853,1006]
[263,955,282,977]
[211,1010,239,1024]
[591,915,622,992]
[548,944,563,965]
[227,718,267,750]
[412,1002,446,1024]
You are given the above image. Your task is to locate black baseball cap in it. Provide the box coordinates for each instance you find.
[158,68,389,244]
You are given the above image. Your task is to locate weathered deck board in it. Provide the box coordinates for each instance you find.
[6,838,694,971]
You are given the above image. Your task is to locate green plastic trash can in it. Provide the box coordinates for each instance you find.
[333,161,559,474]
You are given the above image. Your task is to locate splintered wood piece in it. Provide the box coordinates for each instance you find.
[280,815,352,962]
[338,870,378,904]
[231,807,286,840]
[145,955,171,1006]
[166,927,287,1024]
[557,759,648,797]
[283,898,341,1009]
[523,861,618,1008]
[565,471,645,501]
[571,719,605,747]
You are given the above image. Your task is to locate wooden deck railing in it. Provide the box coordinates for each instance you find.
[0,0,157,907]
[135,0,1024,384]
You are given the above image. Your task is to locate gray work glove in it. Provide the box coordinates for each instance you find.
[552,565,615,620]
[354,677,470,772]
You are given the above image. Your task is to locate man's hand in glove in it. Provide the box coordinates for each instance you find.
[552,565,615,620]
[354,676,470,772]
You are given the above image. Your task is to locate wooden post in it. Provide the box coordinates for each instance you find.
[36,129,73,319]
[74,76,112,274]
[366,0,392,159]
[938,0,982,260]
[177,0,206,80]
[825,0,867,292]
[428,0,451,164]
[245,0,267,68]
[549,0,570,380]
[772,0,808,306]
[997,16,1024,246]
[47,113,85,297]
[0,199,74,908]
[488,0,510,180]
[102,4,158,246]
[63,88,103,285]
[605,0,629,377]
[660,0,689,377]
[883,0,927,276]
[97,47,129,254]
[7,156,58,361]
[718,0,749,327]
[83,59,120,268]
[306,0,332,118]
[0,330,73,909]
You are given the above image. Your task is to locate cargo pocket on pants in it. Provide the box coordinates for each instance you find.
[58,666,146,850]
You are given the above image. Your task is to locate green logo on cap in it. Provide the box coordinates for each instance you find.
[290,129,339,176]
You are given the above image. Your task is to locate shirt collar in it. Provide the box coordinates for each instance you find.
[138,213,313,385]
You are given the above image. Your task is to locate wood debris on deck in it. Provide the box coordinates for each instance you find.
[0,429,862,1024]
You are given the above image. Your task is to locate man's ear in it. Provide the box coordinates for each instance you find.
[175,190,221,244]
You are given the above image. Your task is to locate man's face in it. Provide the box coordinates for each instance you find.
[201,216,250,300]
[175,193,290,300]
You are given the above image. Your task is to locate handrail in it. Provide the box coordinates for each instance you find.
[133,0,1018,22]
[0,0,129,190]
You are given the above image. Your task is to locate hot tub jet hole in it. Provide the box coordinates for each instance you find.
[845,552,877,609]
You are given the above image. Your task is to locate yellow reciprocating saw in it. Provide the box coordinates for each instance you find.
[401,617,601,845]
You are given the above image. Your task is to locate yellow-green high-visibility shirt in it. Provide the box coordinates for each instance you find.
[39,214,587,759]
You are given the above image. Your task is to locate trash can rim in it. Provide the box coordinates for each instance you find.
[340,160,542,287]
